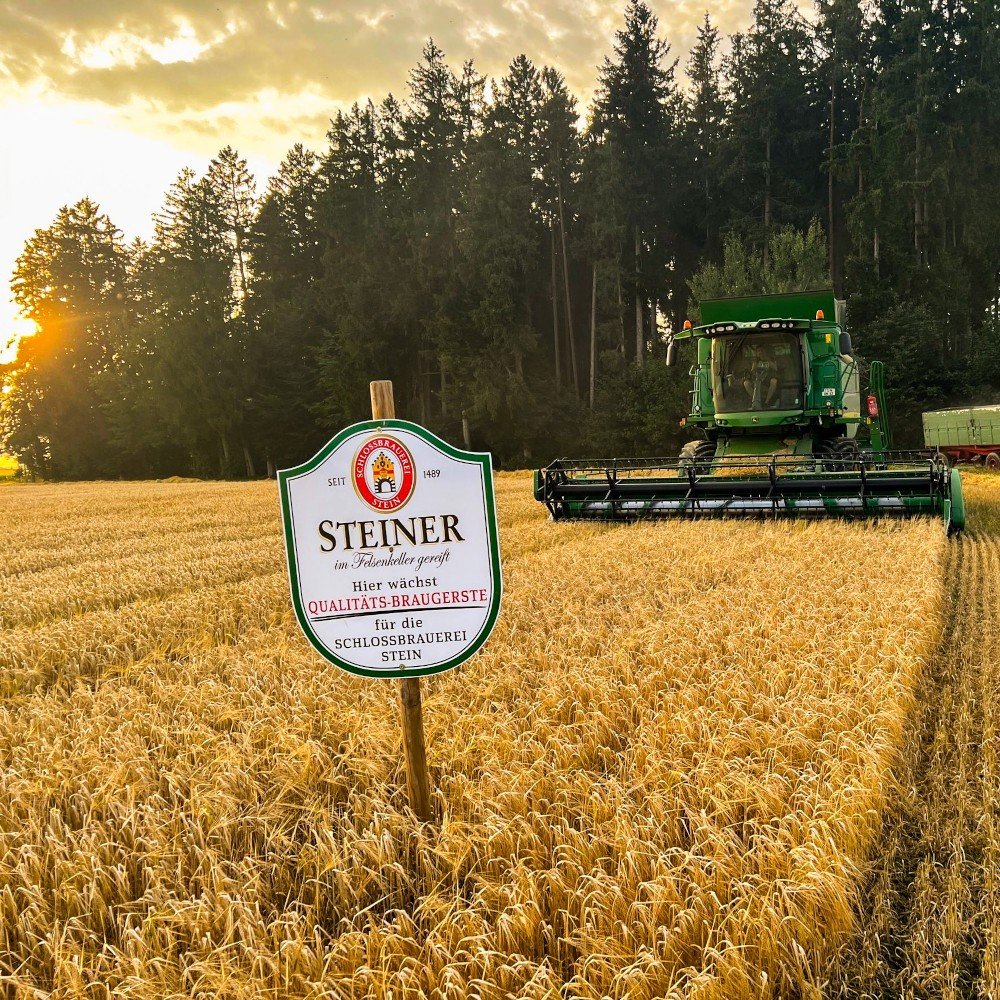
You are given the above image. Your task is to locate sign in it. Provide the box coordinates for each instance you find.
[278,419,502,679]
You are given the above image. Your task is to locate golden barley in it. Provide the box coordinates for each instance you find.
[833,470,1000,998]
[0,473,947,997]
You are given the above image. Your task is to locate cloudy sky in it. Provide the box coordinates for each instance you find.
[0,0,763,361]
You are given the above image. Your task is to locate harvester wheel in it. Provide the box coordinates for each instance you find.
[679,440,716,474]
[816,438,859,471]
[986,452,1000,470]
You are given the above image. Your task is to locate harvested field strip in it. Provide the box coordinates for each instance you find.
[0,476,947,997]
[836,472,1000,998]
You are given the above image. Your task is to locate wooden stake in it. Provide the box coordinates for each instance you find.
[369,380,433,822]
[398,674,432,821]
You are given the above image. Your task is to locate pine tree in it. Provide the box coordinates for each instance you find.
[139,157,258,476]
[248,144,327,472]
[815,0,871,292]
[539,67,582,394]
[683,15,729,261]
[726,0,825,258]
[592,0,684,365]
[5,199,128,477]
[5,23,1000,475]
[208,146,258,303]
[453,55,544,452]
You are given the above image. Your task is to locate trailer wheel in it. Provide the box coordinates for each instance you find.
[986,452,1000,470]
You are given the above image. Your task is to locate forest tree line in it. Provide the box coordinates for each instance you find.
[2,0,999,478]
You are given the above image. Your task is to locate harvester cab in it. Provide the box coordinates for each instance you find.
[672,289,887,463]
[534,289,965,533]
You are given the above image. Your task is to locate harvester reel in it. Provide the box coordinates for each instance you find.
[533,451,963,533]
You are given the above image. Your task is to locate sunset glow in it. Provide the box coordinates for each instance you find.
[1,1,771,365]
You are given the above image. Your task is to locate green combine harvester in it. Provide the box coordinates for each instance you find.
[534,289,964,534]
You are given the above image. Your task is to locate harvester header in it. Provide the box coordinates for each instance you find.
[535,289,964,534]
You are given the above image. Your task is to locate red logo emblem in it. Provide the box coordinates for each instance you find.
[353,436,415,512]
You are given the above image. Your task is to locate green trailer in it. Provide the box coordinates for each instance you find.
[535,289,965,534]
[923,406,1000,468]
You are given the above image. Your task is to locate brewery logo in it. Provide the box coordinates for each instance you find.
[353,435,415,512]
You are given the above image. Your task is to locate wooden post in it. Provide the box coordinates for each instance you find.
[369,380,433,822]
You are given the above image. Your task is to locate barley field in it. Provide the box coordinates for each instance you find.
[2,472,994,998]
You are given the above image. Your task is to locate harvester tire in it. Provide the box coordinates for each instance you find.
[679,440,716,473]
[816,438,859,472]
[986,452,1000,470]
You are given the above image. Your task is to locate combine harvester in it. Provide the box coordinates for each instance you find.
[534,290,964,534]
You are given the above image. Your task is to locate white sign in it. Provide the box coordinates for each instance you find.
[278,419,502,679]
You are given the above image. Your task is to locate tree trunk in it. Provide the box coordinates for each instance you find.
[557,175,578,397]
[649,298,657,353]
[551,228,561,390]
[705,173,711,251]
[616,271,625,355]
[763,129,772,269]
[242,442,256,478]
[828,68,837,290]
[634,228,644,367]
[267,457,276,479]
[230,176,250,301]
[589,261,597,409]
[914,129,922,260]
[440,359,447,416]
[462,413,471,450]
[219,433,230,479]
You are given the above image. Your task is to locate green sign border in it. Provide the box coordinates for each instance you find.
[278,419,502,680]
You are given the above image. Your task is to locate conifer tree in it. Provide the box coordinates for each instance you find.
[592,0,683,365]
[5,199,128,477]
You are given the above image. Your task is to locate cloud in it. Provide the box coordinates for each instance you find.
[2,0,762,122]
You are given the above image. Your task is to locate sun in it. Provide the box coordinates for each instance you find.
[1,310,38,364]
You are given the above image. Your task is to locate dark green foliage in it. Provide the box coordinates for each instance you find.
[689,221,830,308]
[2,0,999,476]
[5,199,128,478]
